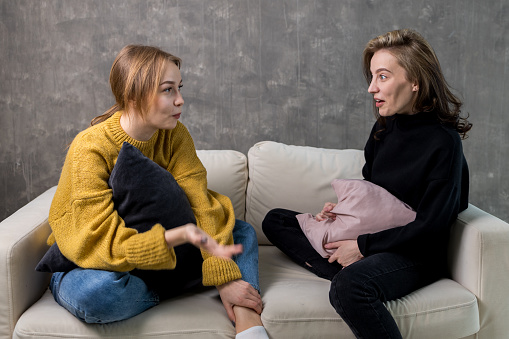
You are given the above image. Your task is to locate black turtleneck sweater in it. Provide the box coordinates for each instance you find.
[357,112,469,262]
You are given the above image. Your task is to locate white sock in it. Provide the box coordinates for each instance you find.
[235,325,269,339]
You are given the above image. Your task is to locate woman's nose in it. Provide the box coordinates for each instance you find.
[175,91,184,106]
[368,78,378,93]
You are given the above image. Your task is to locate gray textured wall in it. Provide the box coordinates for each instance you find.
[1,0,508,223]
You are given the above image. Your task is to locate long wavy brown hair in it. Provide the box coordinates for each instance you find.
[91,45,181,126]
[362,29,472,139]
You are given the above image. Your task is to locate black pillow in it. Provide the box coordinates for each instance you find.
[36,142,197,273]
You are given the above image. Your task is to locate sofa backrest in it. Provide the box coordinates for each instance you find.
[196,149,248,221]
[246,141,365,245]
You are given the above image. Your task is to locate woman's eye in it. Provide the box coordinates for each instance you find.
[163,87,172,93]
[178,85,183,92]
[380,74,387,80]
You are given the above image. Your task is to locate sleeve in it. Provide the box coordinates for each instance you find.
[357,138,466,258]
[48,134,176,272]
[166,123,242,286]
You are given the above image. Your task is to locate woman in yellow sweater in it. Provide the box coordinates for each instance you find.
[47,45,268,339]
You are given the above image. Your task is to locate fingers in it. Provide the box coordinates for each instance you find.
[217,280,263,316]
[315,212,327,221]
[324,241,342,249]
[326,240,363,266]
[207,244,243,259]
[235,280,261,303]
[323,202,336,212]
[184,225,243,259]
[326,240,342,263]
[200,234,243,258]
[328,250,339,263]
[221,300,236,322]
[316,212,336,221]
[239,290,263,314]
[316,202,337,221]
[235,295,262,314]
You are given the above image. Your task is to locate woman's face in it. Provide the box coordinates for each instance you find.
[144,62,184,131]
[368,49,418,117]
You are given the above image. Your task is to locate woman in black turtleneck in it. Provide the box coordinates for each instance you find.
[262,29,472,339]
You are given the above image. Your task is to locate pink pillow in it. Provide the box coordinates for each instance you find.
[296,179,416,258]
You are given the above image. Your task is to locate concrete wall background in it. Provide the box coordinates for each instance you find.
[1,0,508,223]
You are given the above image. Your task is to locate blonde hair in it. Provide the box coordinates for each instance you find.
[91,45,181,126]
[362,29,471,138]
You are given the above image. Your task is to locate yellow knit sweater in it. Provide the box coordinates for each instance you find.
[48,111,241,286]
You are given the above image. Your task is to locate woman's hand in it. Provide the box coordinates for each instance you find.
[164,224,243,259]
[316,202,337,221]
[325,239,364,267]
[216,279,263,322]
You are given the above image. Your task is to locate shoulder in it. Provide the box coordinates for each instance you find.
[71,124,108,152]
[67,123,118,169]
[424,124,465,180]
[427,123,463,155]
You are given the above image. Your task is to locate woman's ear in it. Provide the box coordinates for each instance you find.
[128,100,137,109]
[412,82,419,92]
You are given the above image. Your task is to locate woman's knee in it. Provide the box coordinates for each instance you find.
[329,267,368,310]
[262,208,289,236]
[55,269,158,323]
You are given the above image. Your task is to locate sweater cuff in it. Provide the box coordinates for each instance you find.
[201,256,242,286]
[124,224,176,270]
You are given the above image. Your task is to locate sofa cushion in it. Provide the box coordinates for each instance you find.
[16,246,480,339]
[258,246,479,338]
[246,141,365,244]
[296,179,416,257]
[196,150,248,221]
[14,288,235,339]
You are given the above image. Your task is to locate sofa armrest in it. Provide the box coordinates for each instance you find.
[0,186,56,339]
[448,203,509,339]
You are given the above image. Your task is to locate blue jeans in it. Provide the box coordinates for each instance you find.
[50,219,260,323]
[262,208,444,339]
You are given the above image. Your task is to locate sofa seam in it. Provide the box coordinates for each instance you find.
[13,328,234,338]
[261,317,342,324]
[391,297,478,319]
[245,149,259,222]
[454,216,484,306]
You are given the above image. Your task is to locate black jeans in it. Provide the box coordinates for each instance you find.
[262,208,443,339]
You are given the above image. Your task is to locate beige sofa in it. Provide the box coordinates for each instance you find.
[2,140,509,338]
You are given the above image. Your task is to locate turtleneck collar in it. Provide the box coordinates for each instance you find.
[107,111,160,153]
[394,111,439,127]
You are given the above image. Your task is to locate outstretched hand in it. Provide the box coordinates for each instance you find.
[165,224,243,259]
